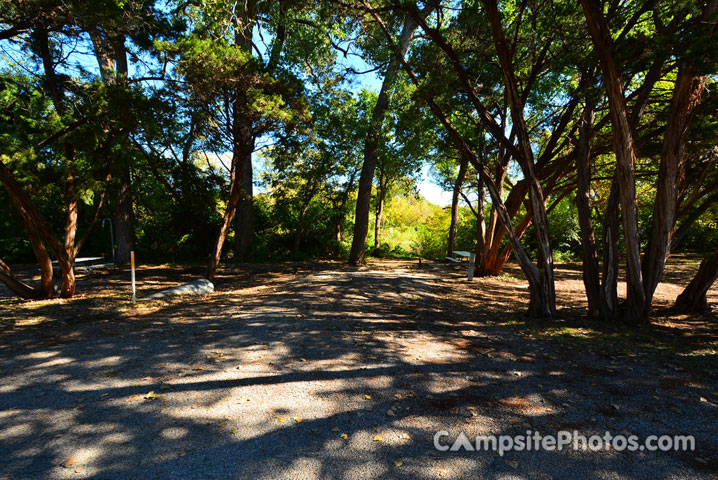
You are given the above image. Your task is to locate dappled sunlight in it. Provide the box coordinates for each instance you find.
[1,259,717,478]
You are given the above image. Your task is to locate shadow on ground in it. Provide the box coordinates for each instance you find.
[0,260,717,479]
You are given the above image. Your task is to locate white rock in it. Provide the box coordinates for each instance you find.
[142,279,214,300]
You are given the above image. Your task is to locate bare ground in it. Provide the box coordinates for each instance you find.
[0,258,717,479]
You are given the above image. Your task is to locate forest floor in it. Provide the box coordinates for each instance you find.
[0,258,717,479]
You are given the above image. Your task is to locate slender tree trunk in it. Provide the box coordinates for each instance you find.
[474,178,486,272]
[27,224,55,297]
[600,175,621,319]
[113,38,135,265]
[671,193,718,251]
[89,30,135,265]
[113,166,135,264]
[479,159,508,274]
[575,103,602,319]
[235,149,254,258]
[293,181,318,255]
[375,6,551,316]
[207,16,256,280]
[674,249,718,312]
[0,155,73,299]
[447,156,468,258]
[348,12,424,265]
[207,148,245,280]
[581,0,645,323]
[36,27,77,297]
[642,66,708,316]
[374,181,386,252]
[0,258,43,300]
[59,165,78,298]
[207,98,252,280]
[484,0,556,317]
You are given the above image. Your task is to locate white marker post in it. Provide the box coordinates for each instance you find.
[131,251,136,304]
[468,252,476,281]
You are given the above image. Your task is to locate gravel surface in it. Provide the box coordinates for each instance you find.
[1,261,717,479]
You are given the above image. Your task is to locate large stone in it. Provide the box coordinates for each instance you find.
[142,278,214,300]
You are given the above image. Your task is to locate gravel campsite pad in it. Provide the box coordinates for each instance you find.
[1,260,717,479]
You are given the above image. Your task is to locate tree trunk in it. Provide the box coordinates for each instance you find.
[600,175,621,319]
[377,6,551,316]
[0,258,43,300]
[473,178,486,272]
[207,16,256,280]
[113,38,135,266]
[447,156,468,258]
[89,30,135,265]
[293,181,318,255]
[671,193,718,251]
[575,103,602,319]
[235,148,254,258]
[642,66,707,316]
[674,249,718,312]
[207,97,252,280]
[113,166,135,264]
[479,159,509,275]
[348,12,424,265]
[374,181,386,252]
[207,148,246,280]
[581,0,645,323]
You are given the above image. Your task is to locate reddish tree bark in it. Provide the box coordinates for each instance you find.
[581,0,645,323]
[447,156,468,258]
[674,249,718,313]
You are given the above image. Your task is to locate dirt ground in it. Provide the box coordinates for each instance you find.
[0,258,717,479]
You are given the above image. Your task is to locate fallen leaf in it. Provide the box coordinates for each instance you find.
[277,417,286,423]
[394,460,403,467]
[387,409,396,416]
[373,435,383,442]
[63,457,75,468]
[144,391,160,401]
[294,417,303,423]
[340,433,348,439]
[364,394,372,400]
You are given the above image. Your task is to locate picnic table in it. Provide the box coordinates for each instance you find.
[446,251,476,281]
[51,257,113,272]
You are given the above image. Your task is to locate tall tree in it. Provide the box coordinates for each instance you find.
[348,6,429,265]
